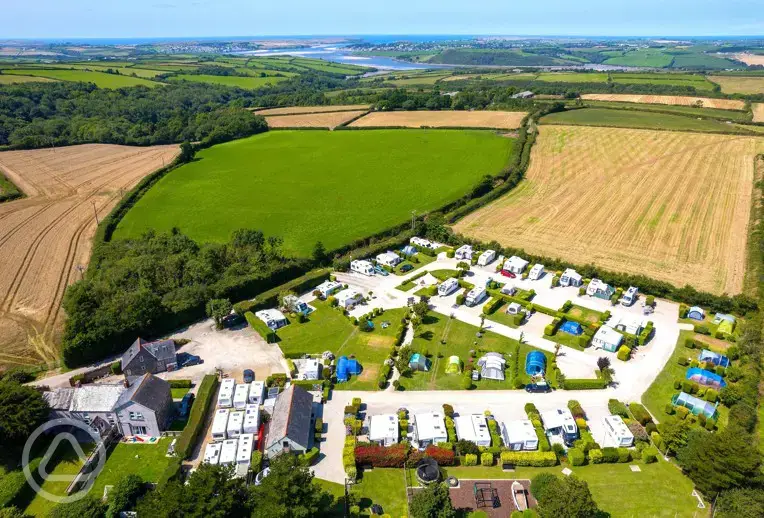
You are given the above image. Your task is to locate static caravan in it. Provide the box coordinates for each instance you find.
[248,381,265,405]
[350,259,375,276]
[376,251,402,268]
[559,268,582,287]
[438,278,460,297]
[369,414,400,447]
[233,383,250,410]
[203,442,222,465]
[586,279,614,300]
[211,409,230,441]
[300,358,321,381]
[504,256,529,275]
[243,404,260,434]
[541,408,578,446]
[336,289,363,309]
[602,415,634,447]
[465,287,487,307]
[315,280,343,299]
[622,286,639,306]
[501,420,538,451]
[528,264,545,281]
[454,245,474,260]
[227,410,244,439]
[255,309,288,330]
[219,439,238,467]
[592,325,624,353]
[613,316,644,336]
[217,379,236,408]
[477,250,496,267]
[454,414,491,447]
[412,412,448,449]
[236,433,255,477]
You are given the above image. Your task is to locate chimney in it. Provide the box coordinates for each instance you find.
[123,378,130,388]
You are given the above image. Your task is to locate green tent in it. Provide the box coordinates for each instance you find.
[445,355,461,374]
[718,319,735,335]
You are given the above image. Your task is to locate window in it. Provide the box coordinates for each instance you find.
[139,356,144,363]
[107,414,116,424]
[82,413,90,423]
[129,411,145,421]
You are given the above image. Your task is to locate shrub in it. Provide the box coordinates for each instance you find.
[705,418,716,430]
[641,447,658,463]
[456,294,465,305]
[627,421,648,442]
[567,400,585,418]
[461,376,474,390]
[675,406,690,420]
[704,388,718,402]
[499,451,557,467]
[645,422,657,435]
[628,403,652,425]
[575,417,588,431]
[588,449,603,464]
[651,432,664,452]
[607,399,629,418]
[562,378,608,390]
[677,357,689,366]
[481,452,494,466]
[601,447,619,463]
[355,443,409,467]
[423,445,455,466]
[442,404,455,417]
[694,324,710,335]
[464,453,478,466]
[300,447,320,466]
[251,450,263,472]
[616,345,630,361]
[524,402,539,416]
[617,448,631,463]
[673,380,682,390]
[158,457,183,487]
[110,361,122,375]
[568,447,585,466]
[245,311,277,343]
[174,375,218,459]
[168,379,192,388]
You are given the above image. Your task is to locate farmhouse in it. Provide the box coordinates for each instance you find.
[255,308,288,330]
[613,316,645,336]
[315,280,343,299]
[203,442,222,465]
[233,383,250,410]
[227,410,244,439]
[438,278,460,297]
[217,378,236,408]
[121,337,177,378]
[477,249,496,266]
[219,439,239,467]
[243,404,260,434]
[528,264,545,281]
[602,415,634,447]
[454,414,491,447]
[113,373,174,437]
[592,325,624,352]
[559,268,582,287]
[592,326,624,353]
[455,245,474,260]
[477,352,506,381]
[465,287,487,307]
[504,256,529,275]
[369,414,400,446]
[412,412,448,448]
[335,288,363,309]
[211,409,230,441]
[236,434,255,477]
[501,420,538,451]
[376,251,403,268]
[540,408,578,445]
[248,381,265,405]
[586,279,615,300]
[687,306,705,321]
[351,259,375,276]
[264,385,314,458]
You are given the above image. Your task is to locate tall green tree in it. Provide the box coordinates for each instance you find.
[206,298,232,329]
[409,482,456,518]
[106,474,145,518]
[248,455,332,517]
[659,418,691,455]
[0,381,49,450]
[715,488,764,518]
[312,241,327,264]
[49,496,106,518]
[533,475,600,518]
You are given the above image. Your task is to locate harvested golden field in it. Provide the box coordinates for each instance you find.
[753,104,764,123]
[708,76,764,95]
[580,93,745,110]
[735,53,764,66]
[349,110,527,129]
[254,104,371,115]
[265,110,368,128]
[455,126,764,295]
[0,144,178,368]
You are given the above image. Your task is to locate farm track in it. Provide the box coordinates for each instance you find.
[454,125,764,295]
[0,144,179,368]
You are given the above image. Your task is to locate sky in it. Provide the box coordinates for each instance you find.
[2,0,763,39]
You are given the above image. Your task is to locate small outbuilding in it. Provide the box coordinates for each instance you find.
[687,306,705,321]
[525,351,546,376]
[592,325,623,353]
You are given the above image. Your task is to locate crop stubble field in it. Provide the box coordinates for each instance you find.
[114,130,516,256]
[455,125,764,295]
[0,144,179,368]
[264,110,368,128]
[254,105,371,115]
[753,104,764,123]
[580,94,745,110]
[349,110,527,129]
[709,76,764,95]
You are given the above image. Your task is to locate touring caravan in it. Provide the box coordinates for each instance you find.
[211,409,230,441]
[217,378,236,408]
[233,383,249,410]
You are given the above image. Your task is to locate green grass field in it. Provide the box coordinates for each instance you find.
[2,69,161,88]
[0,74,57,84]
[172,74,288,88]
[603,49,674,67]
[536,72,608,83]
[540,108,758,135]
[114,129,516,256]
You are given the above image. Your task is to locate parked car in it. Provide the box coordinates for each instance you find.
[500,270,516,278]
[255,467,271,486]
[178,393,195,417]
[400,264,414,273]
[525,381,551,393]
[177,352,203,368]
[222,313,244,328]
[243,369,255,383]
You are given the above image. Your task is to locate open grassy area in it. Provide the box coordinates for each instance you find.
[114,130,516,256]
[540,108,756,135]
[90,438,173,499]
[0,74,57,84]
[393,253,436,275]
[276,301,407,390]
[2,68,161,88]
[398,311,554,390]
[709,75,764,95]
[316,468,409,517]
[566,304,605,324]
[172,74,288,88]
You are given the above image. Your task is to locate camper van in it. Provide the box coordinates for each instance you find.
[211,409,230,441]
[350,259,375,276]
[528,264,545,281]
[217,378,236,408]
[622,286,639,306]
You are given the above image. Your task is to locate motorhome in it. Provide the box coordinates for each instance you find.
[622,286,639,306]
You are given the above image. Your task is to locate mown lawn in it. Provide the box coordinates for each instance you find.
[315,468,408,517]
[393,253,436,276]
[24,442,95,517]
[541,108,758,135]
[114,130,517,256]
[171,387,190,399]
[90,439,173,498]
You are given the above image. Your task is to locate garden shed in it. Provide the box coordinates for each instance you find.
[698,349,730,368]
[672,392,718,419]
[445,356,461,374]
[687,306,705,321]
[409,353,430,372]
[560,321,583,335]
[336,356,362,382]
[686,367,726,389]
[525,351,546,376]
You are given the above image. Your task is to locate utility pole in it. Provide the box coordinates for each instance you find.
[92,200,99,224]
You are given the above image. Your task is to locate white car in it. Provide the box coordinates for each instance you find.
[255,467,271,486]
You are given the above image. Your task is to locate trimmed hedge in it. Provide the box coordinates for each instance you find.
[464,453,478,466]
[175,374,218,459]
[482,296,504,315]
[628,403,653,426]
[233,268,331,315]
[168,379,192,388]
[561,378,608,390]
[245,311,277,343]
[499,451,557,467]
[568,447,585,466]
[617,345,631,362]
[300,447,320,466]
[607,399,629,418]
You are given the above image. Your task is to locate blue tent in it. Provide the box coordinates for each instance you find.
[672,392,718,419]
[560,321,583,336]
[525,351,546,376]
[698,349,730,368]
[409,353,430,372]
[686,368,726,389]
[336,355,362,382]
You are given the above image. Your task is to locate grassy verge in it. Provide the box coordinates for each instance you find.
[0,172,23,203]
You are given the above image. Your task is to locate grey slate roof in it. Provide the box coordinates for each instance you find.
[117,373,171,413]
[121,338,176,370]
[70,384,126,412]
[43,388,75,411]
[266,385,313,450]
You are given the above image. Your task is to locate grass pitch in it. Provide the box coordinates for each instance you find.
[455,125,764,295]
[114,129,516,256]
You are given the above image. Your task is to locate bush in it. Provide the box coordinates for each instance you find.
[641,447,658,463]
[355,443,409,467]
[300,447,320,466]
[628,403,652,425]
[168,379,192,388]
[562,378,608,390]
[676,406,690,420]
[575,417,588,431]
[158,457,182,487]
[423,445,455,466]
[617,448,631,463]
[607,399,629,418]
[174,375,218,459]
[481,452,494,466]
[567,400,585,418]
[251,450,263,472]
[677,356,689,367]
[464,454,478,466]
[442,404,455,417]
[588,449,603,464]
[456,294,465,305]
[499,451,557,467]
[601,447,619,463]
[694,324,710,335]
[704,388,718,402]
[568,447,585,466]
[245,311,277,343]
[616,345,630,361]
